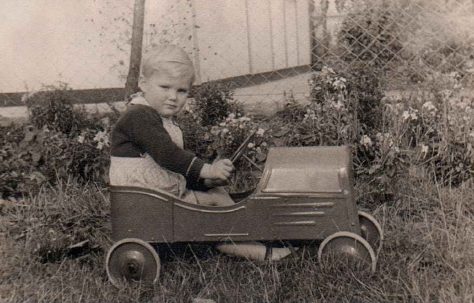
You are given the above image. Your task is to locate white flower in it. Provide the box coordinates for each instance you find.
[256,128,265,136]
[402,109,418,121]
[247,142,255,149]
[402,111,410,121]
[227,113,236,120]
[332,77,347,90]
[333,101,344,110]
[77,135,85,144]
[360,135,373,147]
[210,126,220,136]
[221,128,229,135]
[441,89,452,100]
[93,130,109,150]
[185,103,194,113]
[422,101,436,112]
[376,132,383,142]
[21,91,37,103]
[420,144,429,154]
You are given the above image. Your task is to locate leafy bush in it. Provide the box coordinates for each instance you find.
[269,66,409,198]
[25,85,93,135]
[401,2,474,86]
[179,105,268,192]
[342,63,385,132]
[3,67,472,200]
[275,67,355,148]
[0,86,113,198]
[192,82,242,126]
[338,2,404,71]
[383,73,474,186]
[0,124,110,198]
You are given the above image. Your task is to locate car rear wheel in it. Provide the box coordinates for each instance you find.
[358,211,383,252]
[106,238,160,288]
[317,231,377,273]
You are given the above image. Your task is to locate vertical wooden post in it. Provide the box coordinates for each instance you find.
[124,0,146,100]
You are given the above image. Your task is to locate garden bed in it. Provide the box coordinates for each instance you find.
[1,62,472,302]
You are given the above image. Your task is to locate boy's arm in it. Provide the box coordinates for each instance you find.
[186,177,228,191]
[186,178,210,191]
[122,105,205,184]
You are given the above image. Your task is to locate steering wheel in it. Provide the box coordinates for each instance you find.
[230,129,256,164]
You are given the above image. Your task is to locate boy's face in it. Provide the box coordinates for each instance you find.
[141,65,192,118]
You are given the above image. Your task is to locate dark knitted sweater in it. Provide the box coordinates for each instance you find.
[110,104,205,188]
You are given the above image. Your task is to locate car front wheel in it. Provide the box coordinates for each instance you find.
[317,231,377,273]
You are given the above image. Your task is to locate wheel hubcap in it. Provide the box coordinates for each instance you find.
[120,250,145,280]
[106,239,160,287]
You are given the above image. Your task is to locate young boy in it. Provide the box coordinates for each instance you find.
[109,44,233,205]
[109,44,293,260]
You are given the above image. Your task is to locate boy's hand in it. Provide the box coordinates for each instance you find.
[200,159,234,181]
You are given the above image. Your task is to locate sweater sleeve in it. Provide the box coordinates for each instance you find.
[120,105,205,183]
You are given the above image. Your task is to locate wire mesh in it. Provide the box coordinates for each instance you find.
[178,0,474,114]
[309,0,474,90]
[1,0,473,111]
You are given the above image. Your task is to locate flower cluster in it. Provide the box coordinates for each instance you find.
[401,108,419,122]
[207,113,268,164]
[380,77,474,185]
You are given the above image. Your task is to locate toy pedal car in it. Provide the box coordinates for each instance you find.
[105,146,383,287]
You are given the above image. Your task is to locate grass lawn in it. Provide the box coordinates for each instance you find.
[1,175,473,303]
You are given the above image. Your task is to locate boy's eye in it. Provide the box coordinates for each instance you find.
[178,89,188,94]
[160,85,170,89]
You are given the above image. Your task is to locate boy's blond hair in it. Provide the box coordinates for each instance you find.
[141,45,195,83]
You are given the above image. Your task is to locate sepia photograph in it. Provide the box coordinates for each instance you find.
[0,0,473,302]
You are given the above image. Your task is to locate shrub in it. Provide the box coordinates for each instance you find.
[179,105,268,192]
[0,124,110,198]
[342,62,385,133]
[1,86,113,198]
[0,124,33,198]
[401,2,474,86]
[176,101,211,160]
[338,1,404,71]
[192,82,242,126]
[179,83,268,192]
[271,65,407,198]
[25,85,93,136]
[383,73,474,186]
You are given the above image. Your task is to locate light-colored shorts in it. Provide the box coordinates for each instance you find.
[110,156,234,207]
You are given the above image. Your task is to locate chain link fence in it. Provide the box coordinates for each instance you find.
[173,0,474,114]
[1,0,473,112]
[309,0,474,91]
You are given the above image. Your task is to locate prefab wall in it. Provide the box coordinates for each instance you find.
[0,0,311,96]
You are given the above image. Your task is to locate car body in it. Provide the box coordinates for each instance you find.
[106,145,383,287]
[110,146,360,244]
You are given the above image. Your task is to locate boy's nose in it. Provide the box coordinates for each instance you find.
[168,89,177,100]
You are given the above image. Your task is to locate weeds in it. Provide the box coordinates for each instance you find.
[1,176,472,302]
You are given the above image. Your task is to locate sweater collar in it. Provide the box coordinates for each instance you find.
[129,92,178,125]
